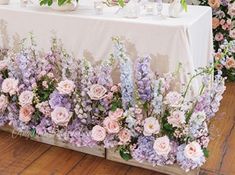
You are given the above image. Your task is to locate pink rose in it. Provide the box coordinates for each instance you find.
[225,57,235,69]
[184,141,204,161]
[143,117,160,136]
[91,125,106,141]
[214,33,224,41]
[111,85,118,92]
[1,78,18,96]
[220,19,225,25]
[227,19,232,25]
[212,18,220,29]
[0,94,8,113]
[51,107,72,126]
[57,79,75,95]
[109,108,123,121]
[103,117,120,134]
[19,90,34,106]
[228,3,235,17]
[208,0,220,9]
[88,84,107,100]
[118,129,131,144]
[167,111,185,128]
[165,91,183,107]
[19,105,35,123]
[230,29,235,39]
[153,136,171,156]
[215,64,223,70]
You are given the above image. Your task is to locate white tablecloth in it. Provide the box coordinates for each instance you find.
[0,1,212,93]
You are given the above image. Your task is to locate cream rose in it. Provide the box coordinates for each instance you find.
[19,90,34,106]
[109,108,124,121]
[19,105,35,123]
[103,117,120,134]
[229,3,235,17]
[208,0,220,9]
[1,78,18,96]
[57,79,76,95]
[118,129,131,144]
[0,94,8,113]
[91,125,106,141]
[165,91,183,107]
[153,136,171,156]
[167,111,185,128]
[143,117,160,136]
[184,141,204,161]
[51,107,72,126]
[88,84,107,100]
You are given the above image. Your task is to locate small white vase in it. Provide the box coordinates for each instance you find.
[168,0,183,18]
[0,0,9,5]
[123,0,140,18]
[51,0,77,11]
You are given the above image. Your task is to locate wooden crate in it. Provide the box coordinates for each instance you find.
[106,148,200,175]
[0,125,105,158]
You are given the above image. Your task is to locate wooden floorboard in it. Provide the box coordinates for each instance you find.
[0,134,50,175]
[21,147,86,175]
[0,82,234,175]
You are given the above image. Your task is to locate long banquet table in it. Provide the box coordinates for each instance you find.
[0,0,212,92]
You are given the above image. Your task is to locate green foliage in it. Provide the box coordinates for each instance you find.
[111,92,122,111]
[30,128,36,138]
[119,146,132,161]
[1,69,8,79]
[161,110,175,138]
[118,0,125,8]
[36,76,56,102]
[203,148,209,158]
[32,109,41,123]
[39,0,77,7]
[180,0,187,12]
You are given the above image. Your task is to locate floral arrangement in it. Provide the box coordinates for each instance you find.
[39,0,78,7]
[199,0,235,81]
[0,35,225,172]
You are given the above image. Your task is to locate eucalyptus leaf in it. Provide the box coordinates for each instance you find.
[119,148,132,161]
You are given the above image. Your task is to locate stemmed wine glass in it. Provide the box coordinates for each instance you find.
[156,0,163,17]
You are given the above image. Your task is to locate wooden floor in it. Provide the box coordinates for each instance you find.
[0,83,234,175]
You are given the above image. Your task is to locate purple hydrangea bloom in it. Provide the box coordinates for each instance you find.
[176,144,205,172]
[132,136,176,166]
[58,118,97,147]
[49,90,72,110]
[35,117,55,136]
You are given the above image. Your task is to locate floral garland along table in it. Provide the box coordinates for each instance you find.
[0,1,224,174]
[0,35,225,175]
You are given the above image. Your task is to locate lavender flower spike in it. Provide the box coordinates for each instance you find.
[112,37,134,109]
[136,56,153,103]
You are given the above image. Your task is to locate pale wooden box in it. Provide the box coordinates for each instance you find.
[0,125,105,158]
[106,148,200,175]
